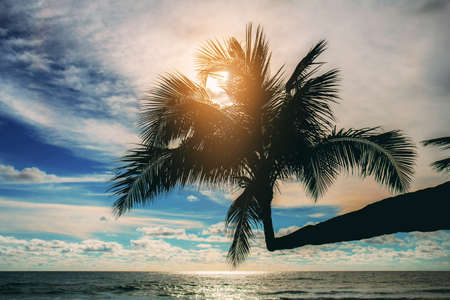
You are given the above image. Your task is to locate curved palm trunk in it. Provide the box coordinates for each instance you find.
[261,200,276,251]
[256,181,277,252]
[263,181,450,251]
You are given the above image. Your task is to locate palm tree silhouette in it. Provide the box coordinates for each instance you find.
[422,137,450,173]
[111,24,417,266]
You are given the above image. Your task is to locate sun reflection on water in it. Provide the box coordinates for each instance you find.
[180,270,268,276]
[173,270,269,299]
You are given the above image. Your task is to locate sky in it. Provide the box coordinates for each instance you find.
[0,0,449,271]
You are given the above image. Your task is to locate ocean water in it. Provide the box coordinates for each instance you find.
[0,271,449,299]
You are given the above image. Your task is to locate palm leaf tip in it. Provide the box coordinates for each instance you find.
[285,39,328,92]
[225,188,261,267]
[109,145,182,218]
[431,158,450,172]
[422,136,450,173]
[421,137,450,149]
[225,212,254,267]
[421,136,450,173]
[362,129,416,193]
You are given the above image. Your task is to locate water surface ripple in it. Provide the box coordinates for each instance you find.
[0,271,449,299]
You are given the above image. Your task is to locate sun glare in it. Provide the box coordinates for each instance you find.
[206,71,232,107]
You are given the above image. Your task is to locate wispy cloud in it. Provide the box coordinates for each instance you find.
[308,213,326,218]
[0,198,203,239]
[0,2,139,160]
[0,164,109,184]
[0,85,139,158]
[198,189,233,205]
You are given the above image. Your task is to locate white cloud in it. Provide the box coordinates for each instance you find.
[308,213,325,218]
[130,237,176,253]
[201,222,227,235]
[4,38,43,48]
[80,240,122,253]
[409,230,450,241]
[0,88,53,126]
[361,234,405,246]
[0,236,122,256]
[129,236,226,267]
[276,226,301,237]
[137,226,186,237]
[0,228,448,271]
[186,195,199,202]
[74,118,138,154]
[137,224,229,243]
[0,164,110,184]
[5,50,51,71]
[104,95,138,118]
[198,190,231,205]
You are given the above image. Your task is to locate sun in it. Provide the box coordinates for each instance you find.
[206,71,232,107]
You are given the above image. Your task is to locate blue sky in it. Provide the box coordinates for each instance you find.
[0,0,449,271]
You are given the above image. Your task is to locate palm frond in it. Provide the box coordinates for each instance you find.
[226,185,261,267]
[246,24,271,80]
[291,68,340,136]
[422,136,450,173]
[139,72,232,147]
[110,145,175,216]
[267,41,339,147]
[111,140,248,216]
[301,147,340,200]
[267,67,339,161]
[303,128,416,198]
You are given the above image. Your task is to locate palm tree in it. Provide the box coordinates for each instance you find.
[110,24,416,266]
[422,137,450,172]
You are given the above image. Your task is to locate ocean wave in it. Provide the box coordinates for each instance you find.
[260,289,308,295]
[420,288,450,294]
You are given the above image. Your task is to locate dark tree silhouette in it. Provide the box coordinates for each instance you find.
[110,25,417,266]
[264,181,450,250]
[267,138,450,249]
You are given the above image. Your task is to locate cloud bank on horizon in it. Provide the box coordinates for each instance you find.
[0,0,448,270]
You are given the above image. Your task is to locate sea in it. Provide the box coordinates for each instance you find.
[0,271,449,299]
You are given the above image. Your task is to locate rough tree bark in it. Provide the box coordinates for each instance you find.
[263,181,450,251]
